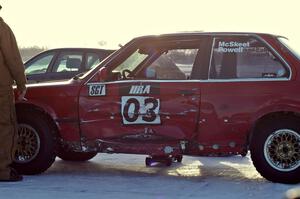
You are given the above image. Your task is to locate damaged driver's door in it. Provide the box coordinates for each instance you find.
[79,37,209,142]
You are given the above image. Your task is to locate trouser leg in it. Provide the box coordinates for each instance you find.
[0,88,16,179]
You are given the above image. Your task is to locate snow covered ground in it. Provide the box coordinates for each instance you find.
[0,154,299,199]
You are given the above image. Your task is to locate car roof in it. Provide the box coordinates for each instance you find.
[133,32,279,40]
[45,48,115,52]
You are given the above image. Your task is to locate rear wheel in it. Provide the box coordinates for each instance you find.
[250,117,300,184]
[12,111,57,175]
[58,151,97,162]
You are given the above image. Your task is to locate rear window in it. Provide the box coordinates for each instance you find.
[209,36,289,80]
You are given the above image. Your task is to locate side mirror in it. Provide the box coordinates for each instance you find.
[96,67,108,82]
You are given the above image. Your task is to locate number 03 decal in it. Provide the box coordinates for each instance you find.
[121,96,161,124]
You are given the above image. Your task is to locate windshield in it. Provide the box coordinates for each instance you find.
[112,49,148,74]
[278,37,300,60]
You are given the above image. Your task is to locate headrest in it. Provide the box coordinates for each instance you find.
[66,58,81,69]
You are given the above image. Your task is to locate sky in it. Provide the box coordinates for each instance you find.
[1,0,300,49]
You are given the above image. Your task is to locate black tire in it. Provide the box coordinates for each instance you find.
[250,116,300,184]
[145,157,152,166]
[58,151,97,162]
[240,149,248,157]
[174,155,183,163]
[12,111,57,175]
[145,156,172,166]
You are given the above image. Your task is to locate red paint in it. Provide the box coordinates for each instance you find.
[16,33,300,157]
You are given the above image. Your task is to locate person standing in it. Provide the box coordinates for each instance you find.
[0,5,27,182]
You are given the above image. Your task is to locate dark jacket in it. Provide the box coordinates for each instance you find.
[0,17,26,91]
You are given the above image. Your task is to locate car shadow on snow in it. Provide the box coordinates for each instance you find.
[43,153,267,183]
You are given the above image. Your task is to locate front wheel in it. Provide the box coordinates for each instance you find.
[12,111,57,175]
[250,117,300,184]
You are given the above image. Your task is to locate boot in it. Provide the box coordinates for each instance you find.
[0,168,23,182]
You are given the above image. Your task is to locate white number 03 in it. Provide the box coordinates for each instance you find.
[121,96,161,124]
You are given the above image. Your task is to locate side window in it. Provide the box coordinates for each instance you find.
[209,37,289,80]
[86,53,102,69]
[52,52,83,73]
[144,49,198,80]
[25,52,54,75]
[107,40,202,81]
